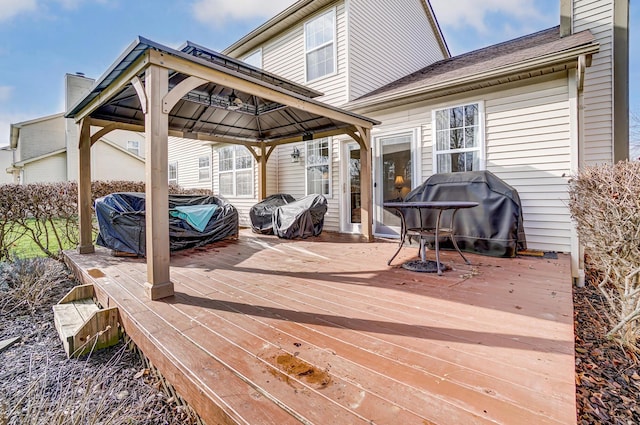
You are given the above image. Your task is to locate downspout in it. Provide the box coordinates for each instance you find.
[572,54,589,287]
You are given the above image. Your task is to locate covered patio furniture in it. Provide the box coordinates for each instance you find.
[273,194,328,239]
[402,170,526,257]
[95,192,238,256]
[249,193,296,234]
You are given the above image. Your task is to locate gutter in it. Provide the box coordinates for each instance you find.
[347,42,599,113]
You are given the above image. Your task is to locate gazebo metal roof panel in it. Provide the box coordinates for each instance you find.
[66,37,379,144]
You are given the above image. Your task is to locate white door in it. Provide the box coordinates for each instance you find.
[340,141,361,234]
[373,131,418,237]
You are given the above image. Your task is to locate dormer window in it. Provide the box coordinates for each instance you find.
[305,8,336,82]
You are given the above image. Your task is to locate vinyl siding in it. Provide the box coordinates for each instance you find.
[260,2,349,106]
[0,150,13,184]
[168,137,212,190]
[355,77,573,253]
[348,0,446,100]
[91,141,145,182]
[22,153,67,184]
[18,117,65,162]
[573,0,614,165]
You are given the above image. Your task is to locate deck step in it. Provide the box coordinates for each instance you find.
[53,284,119,357]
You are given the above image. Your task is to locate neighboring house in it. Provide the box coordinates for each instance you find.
[167,0,628,282]
[7,73,146,184]
[0,146,15,184]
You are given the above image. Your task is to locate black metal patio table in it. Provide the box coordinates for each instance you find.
[383,201,479,275]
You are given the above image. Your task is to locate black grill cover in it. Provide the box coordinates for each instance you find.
[402,171,526,257]
[95,192,238,256]
[249,193,296,234]
[273,194,328,239]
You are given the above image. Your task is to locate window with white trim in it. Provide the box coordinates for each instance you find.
[198,155,210,181]
[218,146,253,197]
[127,140,140,156]
[242,49,262,69]
[304,8,336,82]
[306,138,330,196]
[168,161,178,185]
[433,102,483,173]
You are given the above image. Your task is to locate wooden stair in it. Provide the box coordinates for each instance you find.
[53,284,120,358]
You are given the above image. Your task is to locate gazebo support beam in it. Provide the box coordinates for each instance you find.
[143,64,174,300]
[257,142,268,201]
[358,128,373,241]
[77,117,94,254]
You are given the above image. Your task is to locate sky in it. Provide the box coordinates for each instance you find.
[0,0,637,148]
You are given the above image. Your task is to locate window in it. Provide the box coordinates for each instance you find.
[127,140,140,156]
[306,138,330,196]
[242,49,262,69]
[168,161,178,185]
[304,8,336,82]
[433,102,484,173]
[218,146,253,197]
[198,155,210,181]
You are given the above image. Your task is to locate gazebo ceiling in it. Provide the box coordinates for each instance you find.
[66,37,379,145]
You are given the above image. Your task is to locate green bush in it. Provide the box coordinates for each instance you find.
[568,161,640,350]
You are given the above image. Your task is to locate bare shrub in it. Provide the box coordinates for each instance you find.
[0,258,69,315]
[568,161,640,349]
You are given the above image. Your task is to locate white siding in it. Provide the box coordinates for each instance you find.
[359,77,573,253]
[92,141,145,182]
[168,137,212,190]
[573,0,614,165]
[348,0,446,100]
[22,153,67,184]
[261,2,349,106]
[0,150,14,184]
[485,80,573,253]
[18,117,65,162]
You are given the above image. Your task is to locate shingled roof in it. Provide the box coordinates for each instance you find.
[351,26,598,108]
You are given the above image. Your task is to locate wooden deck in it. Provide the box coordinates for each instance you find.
[64,230,577,425]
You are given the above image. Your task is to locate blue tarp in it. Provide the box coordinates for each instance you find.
[170,204,218,232]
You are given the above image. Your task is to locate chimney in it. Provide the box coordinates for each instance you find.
[560,0,572,37]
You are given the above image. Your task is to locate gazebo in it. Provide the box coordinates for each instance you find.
[65,37,380,300]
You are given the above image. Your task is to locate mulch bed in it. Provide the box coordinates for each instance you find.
[574,281,640,424]
[0,258,199,425]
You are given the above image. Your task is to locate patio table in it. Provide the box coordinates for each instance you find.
[383,201,479,275]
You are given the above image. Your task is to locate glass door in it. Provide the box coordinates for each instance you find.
[374,133,414,236]
[341,142,361,233]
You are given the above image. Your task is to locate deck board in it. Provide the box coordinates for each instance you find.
[65,230,577,425]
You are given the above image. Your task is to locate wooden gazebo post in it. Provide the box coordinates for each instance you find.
[143,64,174,300]
[77,117,94,254]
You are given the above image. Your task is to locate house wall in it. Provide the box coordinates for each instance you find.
[0,149,15,184]
[573,0,614,165]
[92,140,145,182]
[21,152,67,184]
[262,1,349,106]
[355,75,574,253]
[348,0,446,100]
[16,117,65,162]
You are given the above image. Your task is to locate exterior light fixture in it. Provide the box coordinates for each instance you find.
[227,90,243,110]
[291,147,300,163]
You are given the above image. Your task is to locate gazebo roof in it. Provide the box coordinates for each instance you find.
[65,37,379,145]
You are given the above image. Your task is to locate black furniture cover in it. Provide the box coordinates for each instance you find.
[273,194,328,239]
[402,171,526,257]
[95,192,238,256]
[249,193,296,234]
